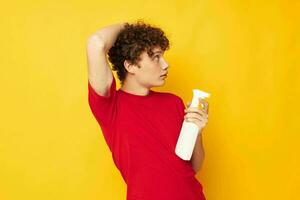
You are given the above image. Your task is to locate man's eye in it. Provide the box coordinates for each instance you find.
[154,55,160,59]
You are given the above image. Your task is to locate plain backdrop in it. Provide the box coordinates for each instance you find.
[0,0,299,199]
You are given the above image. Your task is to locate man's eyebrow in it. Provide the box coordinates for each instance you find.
[152,51,164,57]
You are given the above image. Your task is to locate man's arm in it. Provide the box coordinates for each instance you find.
[190,129,205,174]
[86,23,125,97]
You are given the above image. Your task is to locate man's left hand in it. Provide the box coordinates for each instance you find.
[184,98,209,130]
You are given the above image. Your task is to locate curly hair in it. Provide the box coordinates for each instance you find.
[107,20,170,85]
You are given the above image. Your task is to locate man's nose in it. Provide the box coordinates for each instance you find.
[161,58,169,69]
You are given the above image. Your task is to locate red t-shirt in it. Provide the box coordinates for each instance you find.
[88,75,206,200]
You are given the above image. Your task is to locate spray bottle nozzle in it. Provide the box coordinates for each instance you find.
[193,89,210,99]
[190,89,210,108]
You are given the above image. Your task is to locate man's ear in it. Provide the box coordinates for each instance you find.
[124,60,140,74]
[124,60,135,74]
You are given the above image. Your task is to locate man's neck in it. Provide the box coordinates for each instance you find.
[120,78,150,96]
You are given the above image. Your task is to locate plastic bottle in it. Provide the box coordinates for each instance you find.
[175,89,210,160]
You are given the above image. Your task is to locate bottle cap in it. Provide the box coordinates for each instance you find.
[190,89,210,108]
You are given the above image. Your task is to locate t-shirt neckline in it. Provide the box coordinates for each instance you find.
[118,89,154,99]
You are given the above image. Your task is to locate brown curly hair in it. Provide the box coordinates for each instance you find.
[107,20,171,85]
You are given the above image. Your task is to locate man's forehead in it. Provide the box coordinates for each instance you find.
[137,46,164,61]
[141,47,163,56]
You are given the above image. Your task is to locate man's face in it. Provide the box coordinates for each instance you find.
[133,46,169,88]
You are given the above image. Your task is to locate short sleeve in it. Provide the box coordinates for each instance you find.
[174,95,187,120]
[88,75,117,129]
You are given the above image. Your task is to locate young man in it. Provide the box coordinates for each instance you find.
[86,20,209,200]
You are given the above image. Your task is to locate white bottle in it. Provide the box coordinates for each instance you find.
[175,89,210,161]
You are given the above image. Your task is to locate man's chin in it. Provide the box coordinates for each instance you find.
[157,79,166,86]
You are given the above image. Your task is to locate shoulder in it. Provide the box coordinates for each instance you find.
[152,91,186,116]
[152,90,184,105]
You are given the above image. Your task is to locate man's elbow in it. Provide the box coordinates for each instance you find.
[192,165,202,174]
[192,166,199,174]
[191,157,205,174]
[86,35,106,51]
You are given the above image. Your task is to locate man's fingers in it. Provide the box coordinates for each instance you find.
[185,117,207,129]
[185,107,207,115]
[187,100,209,112]
[185,112,208,120]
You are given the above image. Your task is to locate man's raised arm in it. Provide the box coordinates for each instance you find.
[86,23,125,97]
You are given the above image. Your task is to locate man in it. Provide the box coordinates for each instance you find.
[86,20,209,200]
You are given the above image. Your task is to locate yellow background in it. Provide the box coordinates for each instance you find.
[1,0,299,199]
